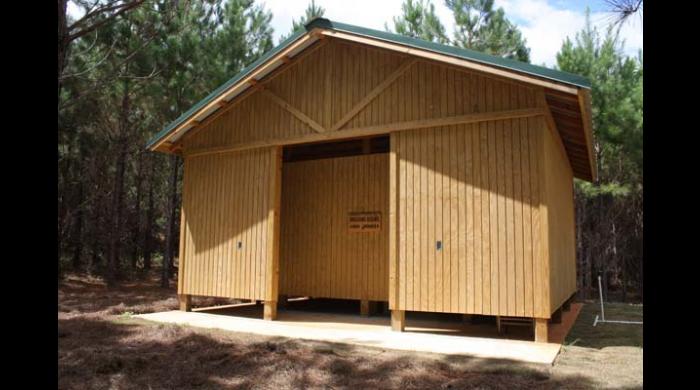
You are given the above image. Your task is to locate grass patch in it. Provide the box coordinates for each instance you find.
[565,301,643,349]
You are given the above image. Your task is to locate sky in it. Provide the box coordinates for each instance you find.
[68,0,642,67]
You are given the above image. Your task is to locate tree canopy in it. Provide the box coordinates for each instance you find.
[58,0,642,302]
[387,0,530,62]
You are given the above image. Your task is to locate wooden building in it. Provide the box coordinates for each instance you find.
[147,18,595,343]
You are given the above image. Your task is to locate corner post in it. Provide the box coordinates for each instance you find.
[264,301,277,320]
[391,310,405,332]
[388,132,401,313]
[178,294,191,312]
[534,318,548,343]
[264,146,282,321]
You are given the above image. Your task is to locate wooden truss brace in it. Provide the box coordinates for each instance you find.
[260,88,327,133]
[331,57,417,131]
[184,107,544,158]
[537,88,571,170]
[177,39,330,145]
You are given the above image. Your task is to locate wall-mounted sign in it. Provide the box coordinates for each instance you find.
[348,211,381,232]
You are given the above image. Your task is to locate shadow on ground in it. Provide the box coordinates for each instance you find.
[59,315,599,390]
[58,273,643,389]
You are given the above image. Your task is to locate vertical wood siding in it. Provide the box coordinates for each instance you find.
[280,154,389,301]
[395,117,551,318]
[182,39,538,152]
[180,147,277,299]
[177,38,576,319]
[542,125,577,313]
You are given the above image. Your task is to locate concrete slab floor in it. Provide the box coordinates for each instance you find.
[136,299,581,365]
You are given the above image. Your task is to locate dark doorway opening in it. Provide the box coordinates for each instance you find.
[283,135,389,163]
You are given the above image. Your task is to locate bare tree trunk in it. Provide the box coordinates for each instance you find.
[58,0,68,97]
[162,154,179,288]
[585,238,592,299]
[71,179,84,270]
[107,138,127,287]
[143,166,154,271]
[106,82,130,287]
[90,198,102,273]
[131,150,143,270]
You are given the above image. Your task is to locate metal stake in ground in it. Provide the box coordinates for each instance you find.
[593,275,643,326]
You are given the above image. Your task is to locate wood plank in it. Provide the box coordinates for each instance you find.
[332,58,416,131]
[391,310,405,331]
[265,147,282,304]
[184,108,544,158]
[534,119,550,318]
[537,89,571,170]
[152,34,324,151]
[577,88,597,181]
[319,29,580,95]
[389,132,399,309]
[178,294,191,312]
[534,318,548,343]
[264,301,277,321]
[261,88,327,133]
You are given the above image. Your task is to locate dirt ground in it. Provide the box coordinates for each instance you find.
[58,273,642,389]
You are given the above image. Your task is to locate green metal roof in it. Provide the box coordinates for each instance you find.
[147,17,590,150]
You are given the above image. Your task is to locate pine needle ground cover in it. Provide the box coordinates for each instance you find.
[58,274,642,389]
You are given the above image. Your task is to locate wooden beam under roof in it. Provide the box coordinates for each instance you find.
[184,107,544,158]
[150,30,323,152]
[321,29,581,95]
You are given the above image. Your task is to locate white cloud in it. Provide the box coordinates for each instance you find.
[67,0,642,67]
[495,0,643,66]
[264,0,641,66]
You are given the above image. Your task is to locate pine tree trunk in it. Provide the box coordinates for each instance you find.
[131,151,143,270]
[143,173,154,271]
[58,0,68,97]
[106,82,130,287]
[71,179,84,271]
[90,196,102,273]
[107,138,127,287]
[162,154,179,288]
[585,238,592,299]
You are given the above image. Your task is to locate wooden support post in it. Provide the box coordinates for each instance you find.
[264,301,277,320]
[534,318,548,343]
[550,308,562,324]
[360,300,370,317]
[391,310,405,332]
[178,294,191,312]
[263,147,281,321]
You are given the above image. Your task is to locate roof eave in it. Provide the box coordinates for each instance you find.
[145,26,322,152]
[147,18,593,161]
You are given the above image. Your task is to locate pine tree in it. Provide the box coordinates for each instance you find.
[556,11,643,301]
[279,0,326,42]
[445,0,530,62]
[386,0,449,44]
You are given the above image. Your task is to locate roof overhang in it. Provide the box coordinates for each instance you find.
[147,18,596,181]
